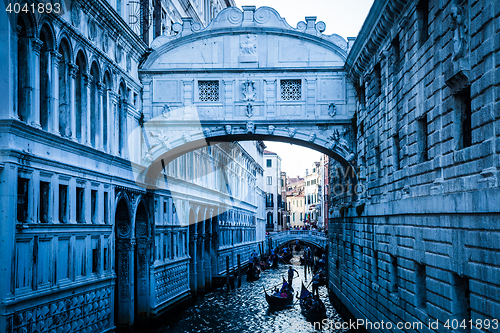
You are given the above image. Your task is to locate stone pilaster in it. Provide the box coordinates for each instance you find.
[83,73,92,146]
[68,63,78,141]
[30,38,43,128]
[51,51,62,135]
[97,82,104,150]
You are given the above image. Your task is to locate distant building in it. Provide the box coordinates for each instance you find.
[280,171,288,230]
[304,162,322,228]
[320,154,329,230]
[263,150,284,231]
[286,176,305,227]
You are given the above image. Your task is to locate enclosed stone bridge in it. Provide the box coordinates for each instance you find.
[134,6,358,188]
[267,230,327,250]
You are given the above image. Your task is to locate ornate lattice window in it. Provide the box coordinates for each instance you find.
[198,80,219,101]
[280,79,301,101]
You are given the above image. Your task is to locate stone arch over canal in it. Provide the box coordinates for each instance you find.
[135,5,358,189]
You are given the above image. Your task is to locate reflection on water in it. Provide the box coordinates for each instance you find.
[151,254,347,332]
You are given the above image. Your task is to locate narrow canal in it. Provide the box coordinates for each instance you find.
[151,254,347,332]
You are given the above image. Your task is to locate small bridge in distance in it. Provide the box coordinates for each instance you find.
[266,230,327,250]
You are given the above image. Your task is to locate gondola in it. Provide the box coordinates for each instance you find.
[263,278,294,307]
[281,252,293,264]
[267,254,279,268]
[299,283,327,321]
[246,264,261,281]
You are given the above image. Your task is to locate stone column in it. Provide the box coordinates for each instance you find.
[116,238,135,327]
[83,73,92,146]
[68,63,78,141]
[51,51,62,135]
[97,82,104,150]
[30,38,43,128]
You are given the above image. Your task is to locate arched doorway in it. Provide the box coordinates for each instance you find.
[188,208,197,294]
[115,197,151,328]
[115,198,133,327]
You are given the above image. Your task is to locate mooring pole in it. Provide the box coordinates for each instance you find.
[304,257,307,281]
[226,256,230,291]
[237,254,241,287]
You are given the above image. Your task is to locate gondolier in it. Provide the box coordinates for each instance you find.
[309,272,321,297]
[287,266,299,285]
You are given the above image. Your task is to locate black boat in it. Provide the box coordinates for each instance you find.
[246,264,261,281]
[263,279,294,307]
[281,252,293,264]
[299,283,327,321]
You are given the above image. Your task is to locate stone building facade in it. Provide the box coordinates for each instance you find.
[286,176,305,228]
[328,0,500,331]
[263,150,283,232]
[0,0,268,332]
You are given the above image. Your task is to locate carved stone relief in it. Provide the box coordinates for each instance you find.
[328,102,337,117]
[239,34,258,62]
[242,80,256,101]
[71,3,81,27]
[246,122,255,134]
[450,1,468,61]
[245,103,253,117]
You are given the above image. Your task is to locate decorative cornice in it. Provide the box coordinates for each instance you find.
[345,0,408,79]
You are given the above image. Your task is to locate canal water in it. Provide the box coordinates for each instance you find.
[152,254,347,332]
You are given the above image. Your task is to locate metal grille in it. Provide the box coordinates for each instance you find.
[280,79,301,101]
[198,80,219,102]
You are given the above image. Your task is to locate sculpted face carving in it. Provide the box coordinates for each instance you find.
[246,122,255,134]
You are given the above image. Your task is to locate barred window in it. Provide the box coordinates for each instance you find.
[280,79,301,101]
[198,80,219,101]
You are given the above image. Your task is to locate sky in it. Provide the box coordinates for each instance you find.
[236,0,374,39]
[236,0,374,178]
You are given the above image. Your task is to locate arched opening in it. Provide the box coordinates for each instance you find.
[39,23,53,131]
[75,51,87,144]
[16,13,33,122]
[211,213,218,275]
[204,213,212,288]
[58,38,71,137]
[188,208,196,294]
[196,213,205,291]
[90,61,100,148]
[114,198,133,327]
[134,201,150,322]
[266,212,273,231]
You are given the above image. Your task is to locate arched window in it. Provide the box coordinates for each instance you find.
[90,61,100,148]
[39,24,54,131]
[267,212,273,227]
[75,51,87,143]
[17,13,33,122]
[58,38,71,137]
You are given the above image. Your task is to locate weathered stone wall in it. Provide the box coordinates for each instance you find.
[329,0,500,331]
